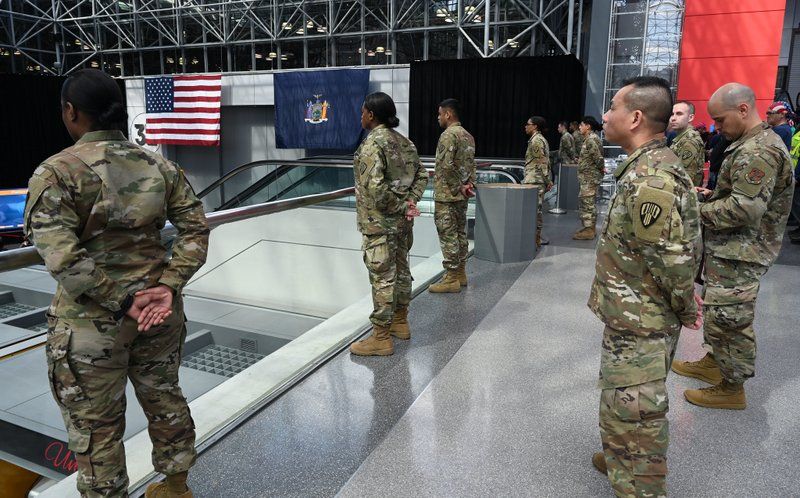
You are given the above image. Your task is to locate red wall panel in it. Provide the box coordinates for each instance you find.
[676,0,785,126]
[685,0,785,16]
[681,12,785,59]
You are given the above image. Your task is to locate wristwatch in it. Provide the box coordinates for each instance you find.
[113,294,134,321]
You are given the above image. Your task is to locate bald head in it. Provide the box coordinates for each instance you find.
[707,82,761,141]
[710,83,756,110]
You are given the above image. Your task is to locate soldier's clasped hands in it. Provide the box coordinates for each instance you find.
[131,285,175,332]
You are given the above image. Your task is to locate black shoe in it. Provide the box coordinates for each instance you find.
[540,237,549,246]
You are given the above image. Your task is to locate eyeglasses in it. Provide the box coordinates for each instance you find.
[524,123,533,127]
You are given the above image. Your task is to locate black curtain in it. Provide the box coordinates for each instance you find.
[0,74,126,189]
[1,75,72,188]
[409,55,584,159]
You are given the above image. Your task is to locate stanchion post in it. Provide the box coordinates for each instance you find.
[549,160,567,214]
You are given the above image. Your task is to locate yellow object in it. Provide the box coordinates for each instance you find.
[0,460,40,498]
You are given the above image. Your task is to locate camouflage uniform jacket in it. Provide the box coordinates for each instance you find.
[559,131,577,164]
[24,130,209,319]
[670,126,705,186]
[588,139,701,335]
[573,129,585,156]
[434,122,477,202]
[579,132,605,177]
[354,125,428,235]
[701,123,794,266]
[523,132,551,185]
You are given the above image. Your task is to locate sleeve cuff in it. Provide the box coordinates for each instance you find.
[158,275,184,295]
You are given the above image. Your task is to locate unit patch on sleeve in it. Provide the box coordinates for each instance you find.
[745,168,765,185]
[639,202,662,228]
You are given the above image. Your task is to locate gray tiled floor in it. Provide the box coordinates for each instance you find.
[189,211,800,497]
[188,258,530,498]
[339,239,800,497]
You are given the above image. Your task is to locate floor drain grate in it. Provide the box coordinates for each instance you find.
[0,302,37,320]
[181,345,265,378]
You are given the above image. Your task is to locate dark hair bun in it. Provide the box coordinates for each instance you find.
[61,69,127,131]
[97,101,127,130]
[387,116,400,128]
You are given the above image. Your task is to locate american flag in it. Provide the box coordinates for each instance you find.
[145,74,221,146]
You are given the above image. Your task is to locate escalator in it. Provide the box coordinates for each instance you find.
[197,157,523,215]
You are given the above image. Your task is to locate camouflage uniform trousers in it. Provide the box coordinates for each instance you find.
[363,226,413,327]
[396,220,415,308]
[434,200,468,271]
[702,256,769,384]
[46,306,196,497]
[598,325,679,498]
[523,184,546,235]
[579,171,603,229]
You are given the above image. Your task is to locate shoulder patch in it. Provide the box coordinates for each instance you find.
[745,167,765,185]
[632,184,674,243]
[640,202,662,227]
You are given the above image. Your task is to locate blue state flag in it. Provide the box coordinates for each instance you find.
[274,69,370,150]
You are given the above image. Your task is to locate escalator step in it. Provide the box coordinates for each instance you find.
[0,302,37,320]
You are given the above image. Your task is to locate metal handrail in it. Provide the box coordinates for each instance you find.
[0,187,356,273]
[196,159,348,199]
[200,158,514,201]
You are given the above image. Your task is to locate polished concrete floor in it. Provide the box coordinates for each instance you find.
[189,210,800,497]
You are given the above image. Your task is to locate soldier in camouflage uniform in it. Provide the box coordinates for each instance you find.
[589,77,702,497]
[673,83,794,410]
[558,121,578,166]
[668,101,706,187]
[429,99,477,293]
[23,70,209,498]
[571,120,585,155]
[522,116,553,248]
[350,92,428,356]
[573,116,605,240]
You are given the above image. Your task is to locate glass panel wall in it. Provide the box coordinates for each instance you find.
[604,0,686,111]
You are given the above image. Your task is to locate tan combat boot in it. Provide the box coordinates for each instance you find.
[456,263,468,287]
[671,353,723,385]
[145,472,193,498]
[684,380,746,410]
[572,227,596,240]
[389,306,411,340]
[350,325,394,356]
[592,452,608,475]
[429,271,461,293]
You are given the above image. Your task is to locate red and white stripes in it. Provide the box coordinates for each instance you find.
[146,74,221,146]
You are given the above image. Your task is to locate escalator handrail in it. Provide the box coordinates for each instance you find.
[200,157,515,201]
[0,187,356,273]
[196,159,353,200]
[215,164,296,211]
[267,167,323,203]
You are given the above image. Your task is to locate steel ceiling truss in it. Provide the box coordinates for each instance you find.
[0,0,585,75]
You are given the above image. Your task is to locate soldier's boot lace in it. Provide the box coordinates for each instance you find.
[592,452,608,475]
[671,353,723,385]
[684,379,746,410]
[456,263,468,287]
[350,325,394,356]
[145,472,193,498]
[429,271,461,293]
[572,227,596,240]
[389,306,411,340]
